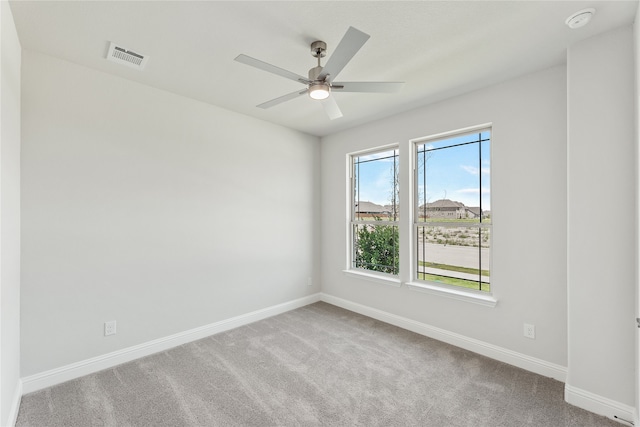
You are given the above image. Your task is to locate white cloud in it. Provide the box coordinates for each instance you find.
[461,165,479,175]
[461,165,490,176]
[456,187,490,194]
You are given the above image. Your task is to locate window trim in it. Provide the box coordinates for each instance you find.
[343,125,496,307]
[404,280,498,307]
[343,269,402,287]
[347,144,400,278]
[410,123,493,299]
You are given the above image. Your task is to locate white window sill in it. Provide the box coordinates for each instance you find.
[343,270,402,288]
[405,281,498,307]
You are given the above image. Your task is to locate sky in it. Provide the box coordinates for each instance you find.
[354,131,490,210]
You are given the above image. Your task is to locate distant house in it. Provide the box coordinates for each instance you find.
[465,206,482,219]
[383,204,399,219]
[354,201,396,219]
[419,199,465,219]
[418,199,484,219]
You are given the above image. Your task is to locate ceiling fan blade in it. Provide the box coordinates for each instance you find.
[257,89,308,109]
[332,82,405,93]
[318,27,370,82]
[235,54,310,85]
[321,96,343,120]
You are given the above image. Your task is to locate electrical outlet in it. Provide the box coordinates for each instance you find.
[523,323,535,339]
[307,277,313,287]
[104,321,117,336]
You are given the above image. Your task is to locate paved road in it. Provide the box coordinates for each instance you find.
[417,242,490,272]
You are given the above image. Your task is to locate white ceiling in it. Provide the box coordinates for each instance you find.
[9,1,638,137]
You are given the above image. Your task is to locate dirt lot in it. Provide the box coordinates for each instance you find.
[417,225,490,248]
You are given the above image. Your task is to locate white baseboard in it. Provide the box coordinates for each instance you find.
[565,384,635,425]
[22,293,321,394]
[319,293,568,381]
[320,294,638,423]
[19,291,634,425]
[6,379,22,427]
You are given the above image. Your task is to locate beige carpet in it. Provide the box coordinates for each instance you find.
[17,302,620,426]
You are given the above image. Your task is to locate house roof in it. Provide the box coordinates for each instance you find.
[466,207,482,216]
[355,201,389,214]
[425,199,466,209]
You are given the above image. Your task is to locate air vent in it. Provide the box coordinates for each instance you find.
[106,42,148,70]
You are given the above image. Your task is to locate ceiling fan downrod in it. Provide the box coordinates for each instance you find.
[308,40,327,82]
[308,40,330,99]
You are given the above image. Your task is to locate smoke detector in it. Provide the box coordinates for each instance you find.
[106,42,149,70]
[565,8,595,29]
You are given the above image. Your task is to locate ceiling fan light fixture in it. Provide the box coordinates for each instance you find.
[309,82,330,100]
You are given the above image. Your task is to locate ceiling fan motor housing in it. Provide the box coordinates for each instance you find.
[308,65,323,81]
[310,41,327,58]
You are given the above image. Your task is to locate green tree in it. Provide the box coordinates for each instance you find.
[355,220,399,275]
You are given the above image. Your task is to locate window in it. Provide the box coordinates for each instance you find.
[350,147,399,276]
[414,129,491,292]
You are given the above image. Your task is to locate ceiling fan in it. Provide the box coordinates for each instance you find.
[235,27,404,120]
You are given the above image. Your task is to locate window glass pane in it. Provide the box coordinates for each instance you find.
[414,128,491,292]
[480,138,491,222]
[416,225,489,291]
[353,149,399,221]
[353,223,399,275]
[418,141,481,223]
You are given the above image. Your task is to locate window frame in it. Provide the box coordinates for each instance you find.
[408,124,496,306]
[345,144,401,286]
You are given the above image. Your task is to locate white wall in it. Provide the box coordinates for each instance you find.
[636,3,640,423]
[321,66,568,367]
[0,0,21,425]
[15,14,639,425]
[0,1,21,425]
[566,26,636,411]
[20,51,320,377]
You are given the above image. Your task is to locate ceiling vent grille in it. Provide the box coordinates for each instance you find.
[106,42,148,70]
